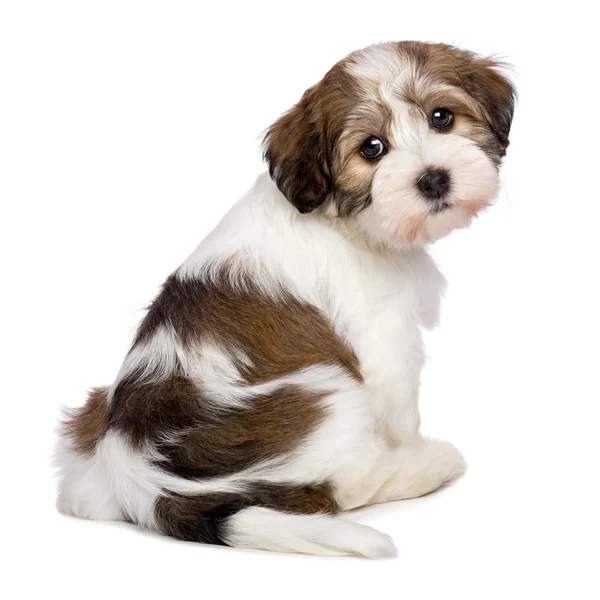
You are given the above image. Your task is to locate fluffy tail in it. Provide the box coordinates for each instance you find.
[223,507,397,559]
[55,389,397,558]
[154,484,397,558]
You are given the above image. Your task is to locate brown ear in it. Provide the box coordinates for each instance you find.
[263,86,331,214]
[460,58,516,156]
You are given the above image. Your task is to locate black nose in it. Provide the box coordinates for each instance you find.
[417,168,451,200]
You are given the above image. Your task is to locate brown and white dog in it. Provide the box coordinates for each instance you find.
[55,41,515,558]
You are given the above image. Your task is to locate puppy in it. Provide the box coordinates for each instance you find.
[56,41,515,558]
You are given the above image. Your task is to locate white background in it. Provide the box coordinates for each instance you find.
[1,1,598,598]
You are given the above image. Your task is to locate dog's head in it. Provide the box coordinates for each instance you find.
[264,41,515,246]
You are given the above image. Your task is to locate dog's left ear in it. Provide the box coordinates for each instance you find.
[263,85,331,214]
[462,58,516,156]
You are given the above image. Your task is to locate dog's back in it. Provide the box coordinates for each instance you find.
[55,175,407,558]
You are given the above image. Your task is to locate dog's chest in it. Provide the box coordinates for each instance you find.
[323,248,441,438]
[330,252,429,356]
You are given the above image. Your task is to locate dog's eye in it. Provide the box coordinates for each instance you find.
[360,137,386,160]
[430,108,454,130]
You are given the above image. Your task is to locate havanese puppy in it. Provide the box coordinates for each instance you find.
[56,41,515,558]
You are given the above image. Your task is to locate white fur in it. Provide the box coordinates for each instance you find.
[347,43,412,88]
[358,101,498,247]
[112,324,188,388]
[60,173,466,551]
[194,344,353,408]
[57,172,468,556]
[55,431,126,522]
[225,508,398,558]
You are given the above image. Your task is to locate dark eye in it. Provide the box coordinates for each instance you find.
[360,137,386,160]
[430,108,454,130]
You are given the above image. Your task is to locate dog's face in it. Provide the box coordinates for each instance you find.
[264,41,515,246]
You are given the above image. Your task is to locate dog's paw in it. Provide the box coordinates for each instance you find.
[422,437,468,484]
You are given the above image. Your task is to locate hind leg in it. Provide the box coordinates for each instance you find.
[370,438,467,504]
[338,437,467,510]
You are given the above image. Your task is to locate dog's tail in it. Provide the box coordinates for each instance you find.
[155,491,398,558]
[222,507,397,558]
[154,480,397,558]
[55,389,397,558]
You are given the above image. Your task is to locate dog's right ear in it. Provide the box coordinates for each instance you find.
[263,86,332,214]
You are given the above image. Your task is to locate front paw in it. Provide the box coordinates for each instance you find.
[422,438,468,484]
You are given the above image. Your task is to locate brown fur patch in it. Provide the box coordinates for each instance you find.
[418,42,515,157]
[263,63,364,214]
[109,267,361,479]
[133,271,362,384]
[154,482,338,544]
[62,387,109,455]
[110,373,329,478]
[109,374,200,447]
[264,57,396,217]
[109,268,351,542]
[168,384,327,478]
